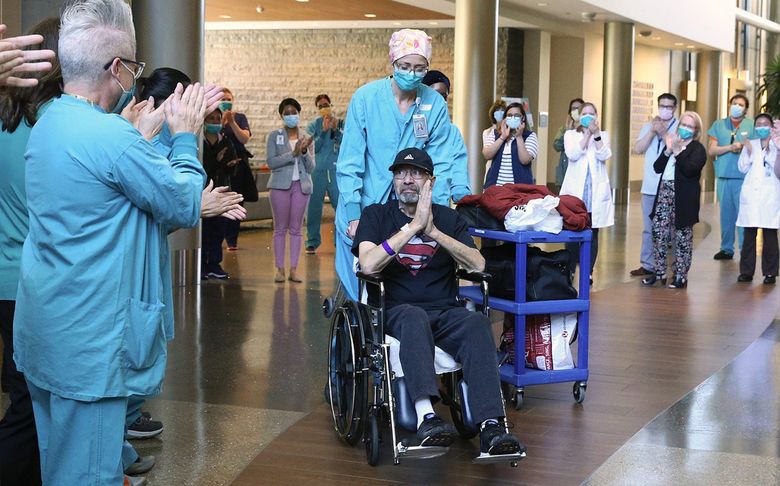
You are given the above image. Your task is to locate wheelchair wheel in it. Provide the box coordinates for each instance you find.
[445,371,478,439]
[365,407,381,466]
[328,300,368,445]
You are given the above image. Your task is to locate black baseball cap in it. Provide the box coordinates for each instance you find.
[389,147,434,175]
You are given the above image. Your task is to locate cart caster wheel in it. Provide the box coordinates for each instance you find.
[511,460,519,468]
[393,458,400,465]
[514,389,524,410]
[322,297,335,318]
[365,411,380,466]
[573,382,586,404]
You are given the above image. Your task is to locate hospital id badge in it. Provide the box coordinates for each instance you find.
[276,134,285,145]
[413,114,429,139]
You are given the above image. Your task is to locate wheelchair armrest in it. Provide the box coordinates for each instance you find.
[357,272,384,286]
[456,270,492,283]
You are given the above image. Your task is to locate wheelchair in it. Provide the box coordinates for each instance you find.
[324,270,525,467]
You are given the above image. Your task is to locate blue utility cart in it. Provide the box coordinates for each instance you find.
[459,228,591,409]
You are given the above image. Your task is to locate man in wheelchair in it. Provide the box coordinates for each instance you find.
[352,147,526,457]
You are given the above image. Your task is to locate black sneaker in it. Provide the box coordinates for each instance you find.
[479,422,525,456]
[206,265,229,280]
[128,414,164,439]
[416,413,457,447]
[737,274,753,282]
[713,251,734,260]
[764,276,776,285]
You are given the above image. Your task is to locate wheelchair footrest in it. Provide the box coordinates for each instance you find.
[396,441,450,460]
[472,451,526,466]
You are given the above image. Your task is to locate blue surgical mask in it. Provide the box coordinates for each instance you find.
[111,81,135,114]
[110,63,136,114]
[506,116,522,130]
[494,110,505,123]
[283,114,299,128]
[393,68,424,92]
[730,104,745,119]
[755,126,771,139]
[204,123,222,135]
[580,114,595,128]
[678,126,694,140]
[219,101,233,112]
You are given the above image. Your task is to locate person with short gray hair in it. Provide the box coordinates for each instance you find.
[12,1,209,484]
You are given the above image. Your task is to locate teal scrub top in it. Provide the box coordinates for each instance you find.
[0,119,33,300]
[707,116,754,179]
[335,77,470,234]
[14,95,206,401]
[307,116,343,172]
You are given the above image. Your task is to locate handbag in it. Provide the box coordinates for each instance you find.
[481,244,577,301]
[230,157,259,202]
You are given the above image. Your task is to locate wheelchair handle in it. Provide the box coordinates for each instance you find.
[456,270,491,283]
[356,272,384,285]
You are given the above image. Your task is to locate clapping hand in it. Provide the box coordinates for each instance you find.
[588,117,601,134]
[651,117,667,136]
[201,180,246,220]
[165,82,207,135]
[134,97,165,141]
[664,131,680,154]
[204,84,224,114]
[0,25,55,88]
[411,179,434,235]
[772,122,780,149]
[500,120,511,141]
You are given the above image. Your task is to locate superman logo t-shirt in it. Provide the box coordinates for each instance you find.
[352,200,477,310]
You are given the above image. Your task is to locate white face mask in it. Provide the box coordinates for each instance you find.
[570,108,581,122]
[658,107,674,121]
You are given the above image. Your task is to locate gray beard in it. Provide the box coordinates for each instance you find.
[397,192,419,204]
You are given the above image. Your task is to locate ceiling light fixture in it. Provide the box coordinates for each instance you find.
[218,14,232,19]
[256,6,263,13]
[537,2,549,6]
[429,21,438,25]
[364,13,377,18]
[674,42,684,46]
[651,36,661,40]
[686,45,695,48]
[295,0,309,2]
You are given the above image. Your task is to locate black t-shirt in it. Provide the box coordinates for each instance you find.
[352,201,476,310]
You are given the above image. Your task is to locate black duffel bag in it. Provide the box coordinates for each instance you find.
[481,244,577,301]
[456,205,504,231]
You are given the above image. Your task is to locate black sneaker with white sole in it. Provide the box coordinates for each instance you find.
[206,264,229,279]
[479,422,525,456]
[416,413,458,447]
[127,414,164,439]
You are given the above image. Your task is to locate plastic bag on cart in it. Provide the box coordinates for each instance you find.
[524,313,577,370]
[504,196,563,234]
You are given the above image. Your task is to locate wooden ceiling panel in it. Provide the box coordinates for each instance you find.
[205,0,451,22]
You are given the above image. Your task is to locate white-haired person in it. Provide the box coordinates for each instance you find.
[335,28,471,300]
[13,1,208,484]
[642,111,707,289]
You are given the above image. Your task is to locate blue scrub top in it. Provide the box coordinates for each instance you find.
[307,116,343,173]
[335,77,470,233]
[708,116,755,179]
[0,120,33,300]
[14,95,206,401]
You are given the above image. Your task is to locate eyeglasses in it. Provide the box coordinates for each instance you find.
[103,57,146,80]
[659,104,676,109]
[394,62,428,77]
[317,103,331,109]
[393,168,429,180]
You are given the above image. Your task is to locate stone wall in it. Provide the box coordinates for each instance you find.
[205,27,509,164]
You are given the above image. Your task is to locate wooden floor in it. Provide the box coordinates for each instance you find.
[231,204,780,485]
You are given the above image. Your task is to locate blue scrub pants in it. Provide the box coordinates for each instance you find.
[335,231,359,301]
[27,381,127,486]
[306,169,339,250]
[717,177,745,255]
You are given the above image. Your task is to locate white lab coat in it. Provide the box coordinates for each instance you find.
[560,129,615,228]
[736,139,780,229]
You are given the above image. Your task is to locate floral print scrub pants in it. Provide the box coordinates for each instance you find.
[652,181,694,279]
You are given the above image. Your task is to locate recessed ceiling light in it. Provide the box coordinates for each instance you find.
[256,6,263,13]
[686,45,695,48]
[429,21,438,25]
[364,13,377,18]
[312,22,319,26]
[651,36,661,40]
[537,2,549,6]
[295,0,309,2]
[393,22,402,25]
[218,14,232,19]
[674,42,684,46]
